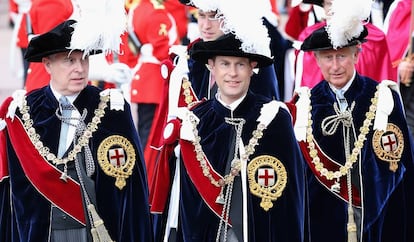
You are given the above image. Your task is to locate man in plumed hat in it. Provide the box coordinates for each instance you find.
[169,29,306,241]
[149,1,294,241]
[169,0,281,102]
[0,19,153,242]
[147,2,225,241]
[290,1,414,240]
[149,0,284,198]
[288,0,394,92]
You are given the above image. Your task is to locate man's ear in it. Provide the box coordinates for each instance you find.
[250,61,258,69]
[353,45,361,64]
[42,57,52,74]
[207,59,214,70]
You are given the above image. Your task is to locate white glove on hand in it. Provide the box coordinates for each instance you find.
[105,63,133,85]
[89,53,133,85]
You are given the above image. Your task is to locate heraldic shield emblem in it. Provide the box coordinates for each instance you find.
[247,155,287,211]
[97,135,136,189]
[372,123,404,172]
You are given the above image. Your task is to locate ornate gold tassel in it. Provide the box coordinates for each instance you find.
[88,204,115,242]
[347,205,357,242]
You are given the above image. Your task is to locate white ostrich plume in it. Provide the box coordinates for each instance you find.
[217,0,271,58]
[326,0,372,49]
[190,0,220,12]
[70,0,127,57]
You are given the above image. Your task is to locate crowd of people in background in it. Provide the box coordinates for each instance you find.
[5,0,406,106]
[2,0,414,241]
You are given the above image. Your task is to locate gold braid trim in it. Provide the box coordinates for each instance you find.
[189,114,267,187]
[20,94,109,167]
[306,86,379,180]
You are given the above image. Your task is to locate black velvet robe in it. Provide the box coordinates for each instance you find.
[0,85,153,241]
[303,74,414,242]
[177,92,305,241]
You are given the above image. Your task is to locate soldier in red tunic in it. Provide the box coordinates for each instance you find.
[127,0,179,173]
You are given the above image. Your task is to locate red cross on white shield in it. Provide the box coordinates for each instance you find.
[258,168,275,187]
[381,133,397,152]
[109,148,126,167]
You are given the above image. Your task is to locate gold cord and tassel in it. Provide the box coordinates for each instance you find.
[346,165,358,242]
[319,98,361,242]
[88,204,114,242]
[347,205,357,242]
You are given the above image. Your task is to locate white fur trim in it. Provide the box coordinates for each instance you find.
[257,100,281,126]
[178,108,198,142]
[294,87,311,141]
[373,80,398,131]
[100,89,125,111]
[7,89,27,120]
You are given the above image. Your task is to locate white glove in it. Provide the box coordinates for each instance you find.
[105,62,133,85]
[89,53,132,85]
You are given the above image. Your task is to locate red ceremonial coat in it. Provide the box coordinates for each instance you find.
[117,3,139,68]
[284,4,314,41]
[129,0,179,104]
[164,0,188,41]
[118,32,138,68]
[8,0,18,22]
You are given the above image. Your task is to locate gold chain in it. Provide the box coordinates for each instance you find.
[305,86,379,180]
[189,113,267,187]
[19,94,110,166]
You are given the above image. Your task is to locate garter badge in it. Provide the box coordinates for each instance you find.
[247,155,287,211]
[372,123,404,172]
[97,135,136,189]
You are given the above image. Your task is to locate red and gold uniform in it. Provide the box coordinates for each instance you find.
[164,0,189,42]
[129,0,179,104]
[118,0,140,68]
[128,0,179,182]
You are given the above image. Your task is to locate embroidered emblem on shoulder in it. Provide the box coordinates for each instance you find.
[97,135,136,189]
[372,123,404,172]
[247,155,287,211]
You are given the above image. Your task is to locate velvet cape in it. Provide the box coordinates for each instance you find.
[303,74,414,241]
[0,85,153,241]
[177,92,305,242]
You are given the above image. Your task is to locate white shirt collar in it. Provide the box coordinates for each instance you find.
[50,84,79,104]
[216,91,247,111]
[329,70,356,94]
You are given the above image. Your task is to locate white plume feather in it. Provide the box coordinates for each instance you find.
[190,0,220,12]
[217,0,271,58]
[70,0,126,56]
[326,0,372,49]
